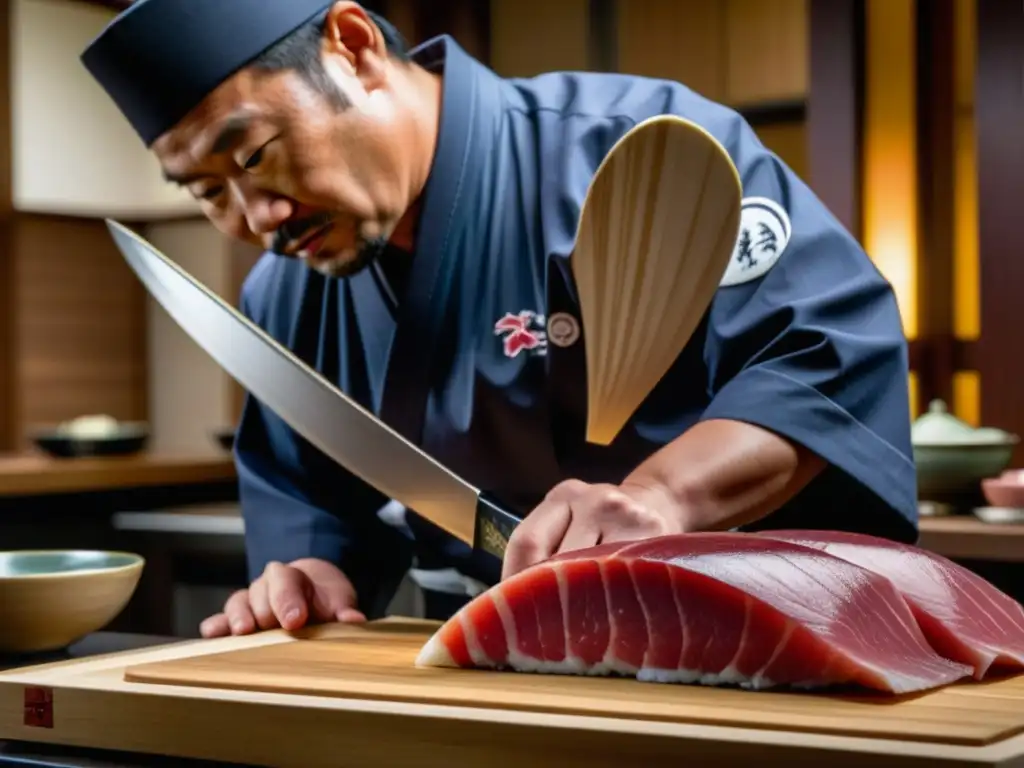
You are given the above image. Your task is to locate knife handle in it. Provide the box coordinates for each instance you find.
[474,492,523,560]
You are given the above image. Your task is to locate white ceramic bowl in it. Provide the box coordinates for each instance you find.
[0,550,145,654]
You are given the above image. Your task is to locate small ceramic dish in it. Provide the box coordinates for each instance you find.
[982,472,1024,509]
[0,550,145,654]
[911,400,1019,498]
[973,507,1024,525]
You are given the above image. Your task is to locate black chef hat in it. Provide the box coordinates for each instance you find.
[81,0,333,146]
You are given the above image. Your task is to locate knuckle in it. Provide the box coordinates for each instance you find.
[546,478,588,502]
[599,490,638,519]
[263,560,285,578]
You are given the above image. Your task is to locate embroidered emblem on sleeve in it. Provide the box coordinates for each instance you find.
[720,196,792,287]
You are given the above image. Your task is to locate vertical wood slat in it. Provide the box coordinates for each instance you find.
[975,0,1024,460]
[807,0,864,239]
[489,0,590,76]
[615,0,727,101]
[724,0,808,106]
[914,0,957,409]
[0,0,13,451]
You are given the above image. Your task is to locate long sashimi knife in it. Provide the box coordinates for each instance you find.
[105,220,522,561]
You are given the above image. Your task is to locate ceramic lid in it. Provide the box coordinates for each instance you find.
[911,399,1017,445]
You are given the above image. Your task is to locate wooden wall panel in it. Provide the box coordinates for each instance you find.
[616,0,727,101]
[755,121,808,180]
[954,0,976,110]
[490,0,591,76]
[975,0,1024,461]
[381,0,418,46]
[616,0,808,106]
[12,215,147,444]
[806,0,864,239]
[725,0,808,105]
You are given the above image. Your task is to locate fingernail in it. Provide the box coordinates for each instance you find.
[284,608,300,624]
[230,619,245,633]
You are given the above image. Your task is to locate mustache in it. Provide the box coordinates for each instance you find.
[271,212,335,255]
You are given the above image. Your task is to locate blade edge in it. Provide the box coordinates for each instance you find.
[106,220,481,545]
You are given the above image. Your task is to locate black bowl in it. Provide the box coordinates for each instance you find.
[30,423,149,459]
[211,427,236,452]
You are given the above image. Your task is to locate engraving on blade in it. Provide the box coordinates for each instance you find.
[105,220,479,545]
[473,498,521,559]
[479,517,510,559]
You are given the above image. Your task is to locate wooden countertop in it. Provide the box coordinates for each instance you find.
[918,514,1024,562]
[0,451,236,497]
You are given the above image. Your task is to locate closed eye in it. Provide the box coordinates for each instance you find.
[243,146,264,170]
[242,133,281,171]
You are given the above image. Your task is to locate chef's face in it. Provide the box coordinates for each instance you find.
[151,2,435,277]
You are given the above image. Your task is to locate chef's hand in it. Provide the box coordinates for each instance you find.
[199,558,366,638]
[501,479,682,580]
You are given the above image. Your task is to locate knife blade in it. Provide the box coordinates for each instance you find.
[105,219,522,561]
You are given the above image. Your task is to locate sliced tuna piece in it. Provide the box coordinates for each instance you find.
[416,532,973,694]
[758,529,1024,679]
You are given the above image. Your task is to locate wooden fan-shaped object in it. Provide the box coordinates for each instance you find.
[571,115,742,445]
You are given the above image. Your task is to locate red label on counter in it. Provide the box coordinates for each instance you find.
[23,686,53,728]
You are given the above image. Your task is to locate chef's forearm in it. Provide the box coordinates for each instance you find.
[624,418,827,532]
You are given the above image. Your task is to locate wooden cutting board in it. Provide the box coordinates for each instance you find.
[122,618,1024,748]
[2,618,1024,768]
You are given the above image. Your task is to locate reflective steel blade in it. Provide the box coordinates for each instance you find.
[105,219,520,560]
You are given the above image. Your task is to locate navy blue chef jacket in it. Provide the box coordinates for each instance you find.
[234,35,917,619]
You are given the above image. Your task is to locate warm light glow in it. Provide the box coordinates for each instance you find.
[954,116,979,341]
[862,0,918,338]
[952,0,980,425]
[953,372,981,427]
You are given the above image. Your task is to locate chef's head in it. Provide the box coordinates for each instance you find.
[82,1,439,277]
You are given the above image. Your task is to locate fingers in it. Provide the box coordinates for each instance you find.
[199,612,230,638]
[502,497,572,580]
[222,588,257,635]
[292,558,366,624]
[556,512,602,554]
[248,576,276,631]
[200,559,366,640]
[337,607,367,623]
[265,561,310,631]
[502,481,674,581]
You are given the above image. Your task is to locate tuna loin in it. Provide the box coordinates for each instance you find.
[415,533,973,694]
[757,529,1024,679]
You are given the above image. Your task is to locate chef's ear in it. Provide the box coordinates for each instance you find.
[321,1,390,90]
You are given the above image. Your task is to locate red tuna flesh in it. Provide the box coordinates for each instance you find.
[415,532,973,694]
[757,529,1024,679]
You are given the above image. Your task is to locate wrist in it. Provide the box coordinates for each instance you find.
[620,471,704,532]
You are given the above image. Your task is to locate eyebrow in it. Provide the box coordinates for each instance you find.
[162,112,254,186]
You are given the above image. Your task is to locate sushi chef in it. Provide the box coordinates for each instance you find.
[82,0,918,636]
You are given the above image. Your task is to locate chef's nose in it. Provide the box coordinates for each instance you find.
[230,180,292,236]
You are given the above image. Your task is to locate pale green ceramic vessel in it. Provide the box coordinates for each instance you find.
[912,400,1019,498]
[0,550,145,654]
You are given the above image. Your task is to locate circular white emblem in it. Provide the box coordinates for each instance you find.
[546,312,580,347]
[720,196,792,287]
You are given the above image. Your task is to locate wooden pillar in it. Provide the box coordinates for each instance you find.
[914,0,957,408]
[975,0,1024,460]
[807,0,864,240]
